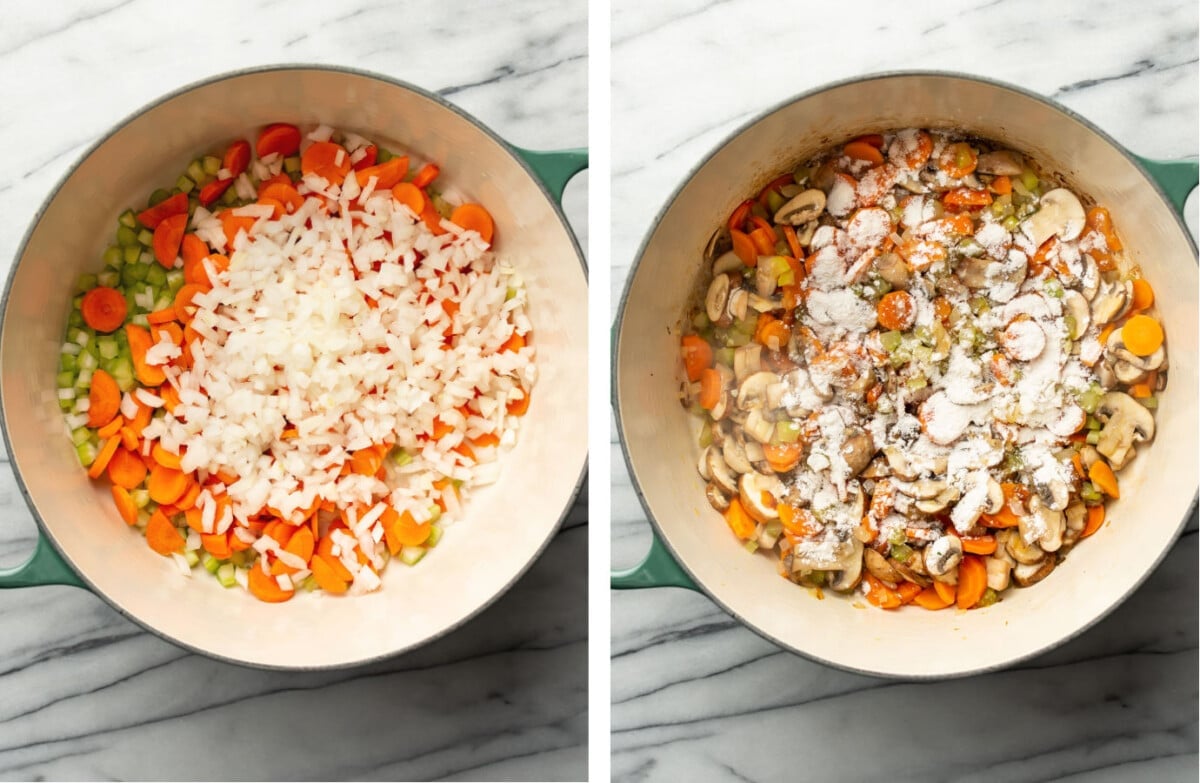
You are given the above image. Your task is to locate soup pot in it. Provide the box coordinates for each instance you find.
[0,65,588,669]
[613,72,1196,679]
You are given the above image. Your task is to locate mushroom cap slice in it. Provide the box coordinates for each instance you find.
[773,189,826,226]
[827,549,864,593]
[722,435,755,475]
[704,224,732,264]
[1094,391,1155,470]
[890,557,931,588]
[864,548,902,584]
[985,556,1012,591]
[733,343,762,383]
[1021,188,1086,248]
[727,287,750,322]
[706,482,730,512]
[705,273,731,324]
[755,260,779,298]
[742,408,776,445]
[1013,554,1057,587]
[976,150,1025,176]
[1005,528,1046,565]
[712,250,744,278]
[709,391,730,421]
[1063,289,1090,339]
[736,371,782,411]
[924,535,964,578]
[1090,279,1131,326]
[739,471,782,523]
[697,445,712,481]
[840,431,876,478]
[707,447,739,496]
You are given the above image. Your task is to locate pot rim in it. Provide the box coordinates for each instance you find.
[613,68,1198,680]
[0,62,587,671]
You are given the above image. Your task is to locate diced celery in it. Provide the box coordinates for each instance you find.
[390,447,413,467]
[139,251,155,266]
[216,563,237,588]
[77,351,97,371]
[890,543,913,563]
[131,314,150,328]
[176,174,196,194]
[117,225,138,247]
[957,237,984,257]
[109,356,135,392]
[906,375,928,390]
[76,441,97,467]
[1019,169,1039,192]
[118,209,137,228]
[219,186,238,206]
[70,427,91,447]
[97,337,118,360]
[692,311,710,331]
[1002,215,1020,232]
[202,553,220,574]
[68,309,84,328]
[1080,482,1102,504]
[376,148,393,164]
[97,270,120,288]
[426,505,443,525]
[103,246,123,268]
[60,352,78,372]
[912,345,933,363]
[743,539,759,554]
[126,262,148,282]
[184,549,200,568]
[131,488,150,508]
[698,419,713,448]
[145,265,167,287]
[1044,279,1064,298]
[57,370,75,389]
[202,156,222,176]
[166,270,185,291]
[880,330,903,352]
[148,188,171,207]
[121,245,140,265]
[1140,395,1158,409]
[399,546,426,566]
[136,228,153,247]
[301,575,318,592]
[1086,415,1102,431]
[775,420,802,443]
[888,528,907,546]
[1085,430,1101,445]
[1063,314,1078,340]
[766,189,785,213]
[185,160,206,184]
[977,587,999,608]
[426,523,444,548]
[58,398,73,411]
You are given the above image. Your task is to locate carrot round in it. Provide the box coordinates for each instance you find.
[763,442,802,473]
[896,581,923,605]
[1129,279,1154,312]
[256,123,301,159]
[990,175,1013,195]
[384,508,431,552]
[863,574,902,610]
[350,447,383,476]
[257,196,287,220]
[316,535,354,582]
[86,435,121,479]
[730,229,756,266]
[956,555,988,609]
[411,163,440,188]
[124,324,166,386]
[961,535,997,556]
[1088,460,1120,498]
[943,187,993,209]
[913,585,952,610]
[201,532,232,560]
[723,497,756,541]
[310,554,349,594]
[80,287,127,333]
[938,142,978,178]
[300,141,352,185]
[680,334,713,382]
[391,182,427,215]
[843,140,884,166]
[727,199,753,231]
[248,563,294,602]
[86,368,121,429]
[507,388,531,416]
[353,145,378,171]
[136,193,188,229]
[698,368,722,410]
[146,509,185,556]
[933,579,957,605]
[174,284,208,324]
[223,139,251,177]
[107,446,147,489]
[1121,314,1163,356]
[153,213,188,268]
[97,415,124,439]
[197,177,234,208]
[450,203,495,245]
[111,485,138,526]
[876,290,916,331]
[219,211,257,250]
[148,464,188,505]
[151,443,182,470]
[1082,504,1106,538]
[354,155,410,190]
[271,525,315,575]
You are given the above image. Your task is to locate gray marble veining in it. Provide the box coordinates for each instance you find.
[611,1,1198,781]
[0,1,587,780]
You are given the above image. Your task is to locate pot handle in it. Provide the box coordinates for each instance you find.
[1134,155,1198,215]
[514,147,588,204]
[0,534,84,589]
[611,530,699,590]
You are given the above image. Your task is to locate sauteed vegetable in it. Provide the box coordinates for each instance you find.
[681,129,1165,610]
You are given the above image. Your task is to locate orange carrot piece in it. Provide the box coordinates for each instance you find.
[151,443,182,470]
[913,585,952,610]
[748,226,775,256]
[782,224,802,260]
[300,141,352,185]
[201,532,232,560]
[256,196,286,220]
[680,334,713,382]
[86,368,121,429]
[173,283,208,324]
[87,435,121,479]
[176,479,201,511]
[876,290,916,331]
[990,175,1012,195]
[956,555,988,609]
[97,415,125,439]
[864,574,902,609]
[124,324,166,386]
[148,464,188,505]
[310,554,349,594]
[730,228,756,266]
[354,155,410,190]
[197,178,234,207]
[350,447,383,476]
[763,442,802,473]
[1081,504,1106,538]
[961,535,997,556]
[449,203,495,245]
[727,199,753,231]
[256,123,301,158]
[933,579,957,605]
[391,182,427,215]
[146,509,185,556]
[219,211,257,250]
[507,388,531,416]
[223,139,251,177]
[136,193,188,229]
[80,287,127,333]
[470,432,501,449]
[106,446,147,489]
[119,426,139,451]
[843,140,884,165]
[1088,460,1120,499]
[111,485,138,526]
[229,529,254,552]
[153,213,188,268]
[723,497,756,541]
[258,182,304,214]
[249,563,294,602]
[1129,279,1154,312]
[896,581,923,605]
[316,536,354,581]
[383,507,431,552]
[1121,314,1164,357]
[698,367,722,410]
[411,163,440,188]
[146,307,178,326]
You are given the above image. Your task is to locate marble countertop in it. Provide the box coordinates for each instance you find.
[0,1,587,780]
[611,1,1198,781]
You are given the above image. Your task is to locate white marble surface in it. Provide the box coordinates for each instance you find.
[611,1,1198,781]
[0,1,587,780]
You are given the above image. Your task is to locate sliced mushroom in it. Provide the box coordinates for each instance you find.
[864,548,902,584]
[1090,279,1131,326]
[794,220,818,248]
[742,408,776,444]
[1096,361,1118,390]
[727,287,750,322]
[976,150,1025,176]
[916,486,961,515]
[897,478,950,501]
[707,448,739,496]
[985,556,1012,591]
[1005,528,1046,565]
[722,435,754,475]
[1026,496,1065,552]
[705,273,731,324]
[710,391,729,421]
[773,189,826,225]
[890,557,931,588]
[883,446,920,481]
[705,482,730,512]
[875,251,910,289]
[1013,554,1057,587]
[924,535,964,581]
[712,250,744,278]
[827,538,865,592]
[1105,326,1166,375]
[739,471,782,523]
[1080,253,1101,301]
[1031,475,1070,513]
[733,343,762,384]
[747,292,782,313]
[860,456,891,480]
[840,431,876,478]
[1094,391,1155,470]
[1065,502,1087,534]
[755,260,779,298]
[984,478,1004,515]
[1021,188,1086,248]
[697,445,712,481]
[737,371,781,411]
[704,225,732,264]
[955,255,995,289]
[1063,289,1090,340]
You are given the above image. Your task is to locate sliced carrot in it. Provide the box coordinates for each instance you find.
[173,284,208,324]
[257,196,287,220]
[411,163,440,188]
[1085,206,1123,252]
[507,388,531,416]
[145,509,185,556]
[180,234,208,266]
[97,415,125,440]
[1098,322,1117,346]
[124,324,166,386]
[263,519,297,548]
[197,178,234,207]
[864,574,902,609]
[1088,460,1120,499]
[391,182,427,215]
[763,441,802,473]
[990,175,1012,195]
[119,426,139,451]
[258,182,304,214]
[384,507,431,553]
[222,139,251,177]
[727,199,754,231]
[300,141,352,185]
[730,228,757,266]
[748,226,775,256]
[86,368,121,429]
[755,317,791,350]
[938,142,978,178]
[943,187,993,209]
[353,155,410,190]
[350,447,383,476]
[782,224,802,260]
[150,443,182,470]
[108,447,149,489]
[249,563,294,602]
[201,532,233,560]
[933,579,957,605]
[500,331,526,353]
[111,485,138,526]
[876,290,916,331]
[152,213,188,268]
[680,334,713,382]
[86,435,121,479]
[136,193,188,229]
[723,497,756,541]
[956,555,987,609]
[353,145,378,171]
[896,581,923,606]
[961,535,997,556]
[229,529,254,552]
[316,536,354,581]
[145,307,177,326]
[80,287,127,333]
[450,203,495,245]
[420,201,446,235]
[1129,279,1154,312]
[176,479,201,511]
[698,367,722,410]
[1081,504,1106,538]
[256,123,301,159]
[219,211,257,250]
[1121,314,1164,357]
[310,554,349,594]
[843,140,884,165]
[914,585,952,610]
[148,464,188,505]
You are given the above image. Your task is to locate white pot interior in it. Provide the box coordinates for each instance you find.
[616,74,1197,678]
[1,68,587,668]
